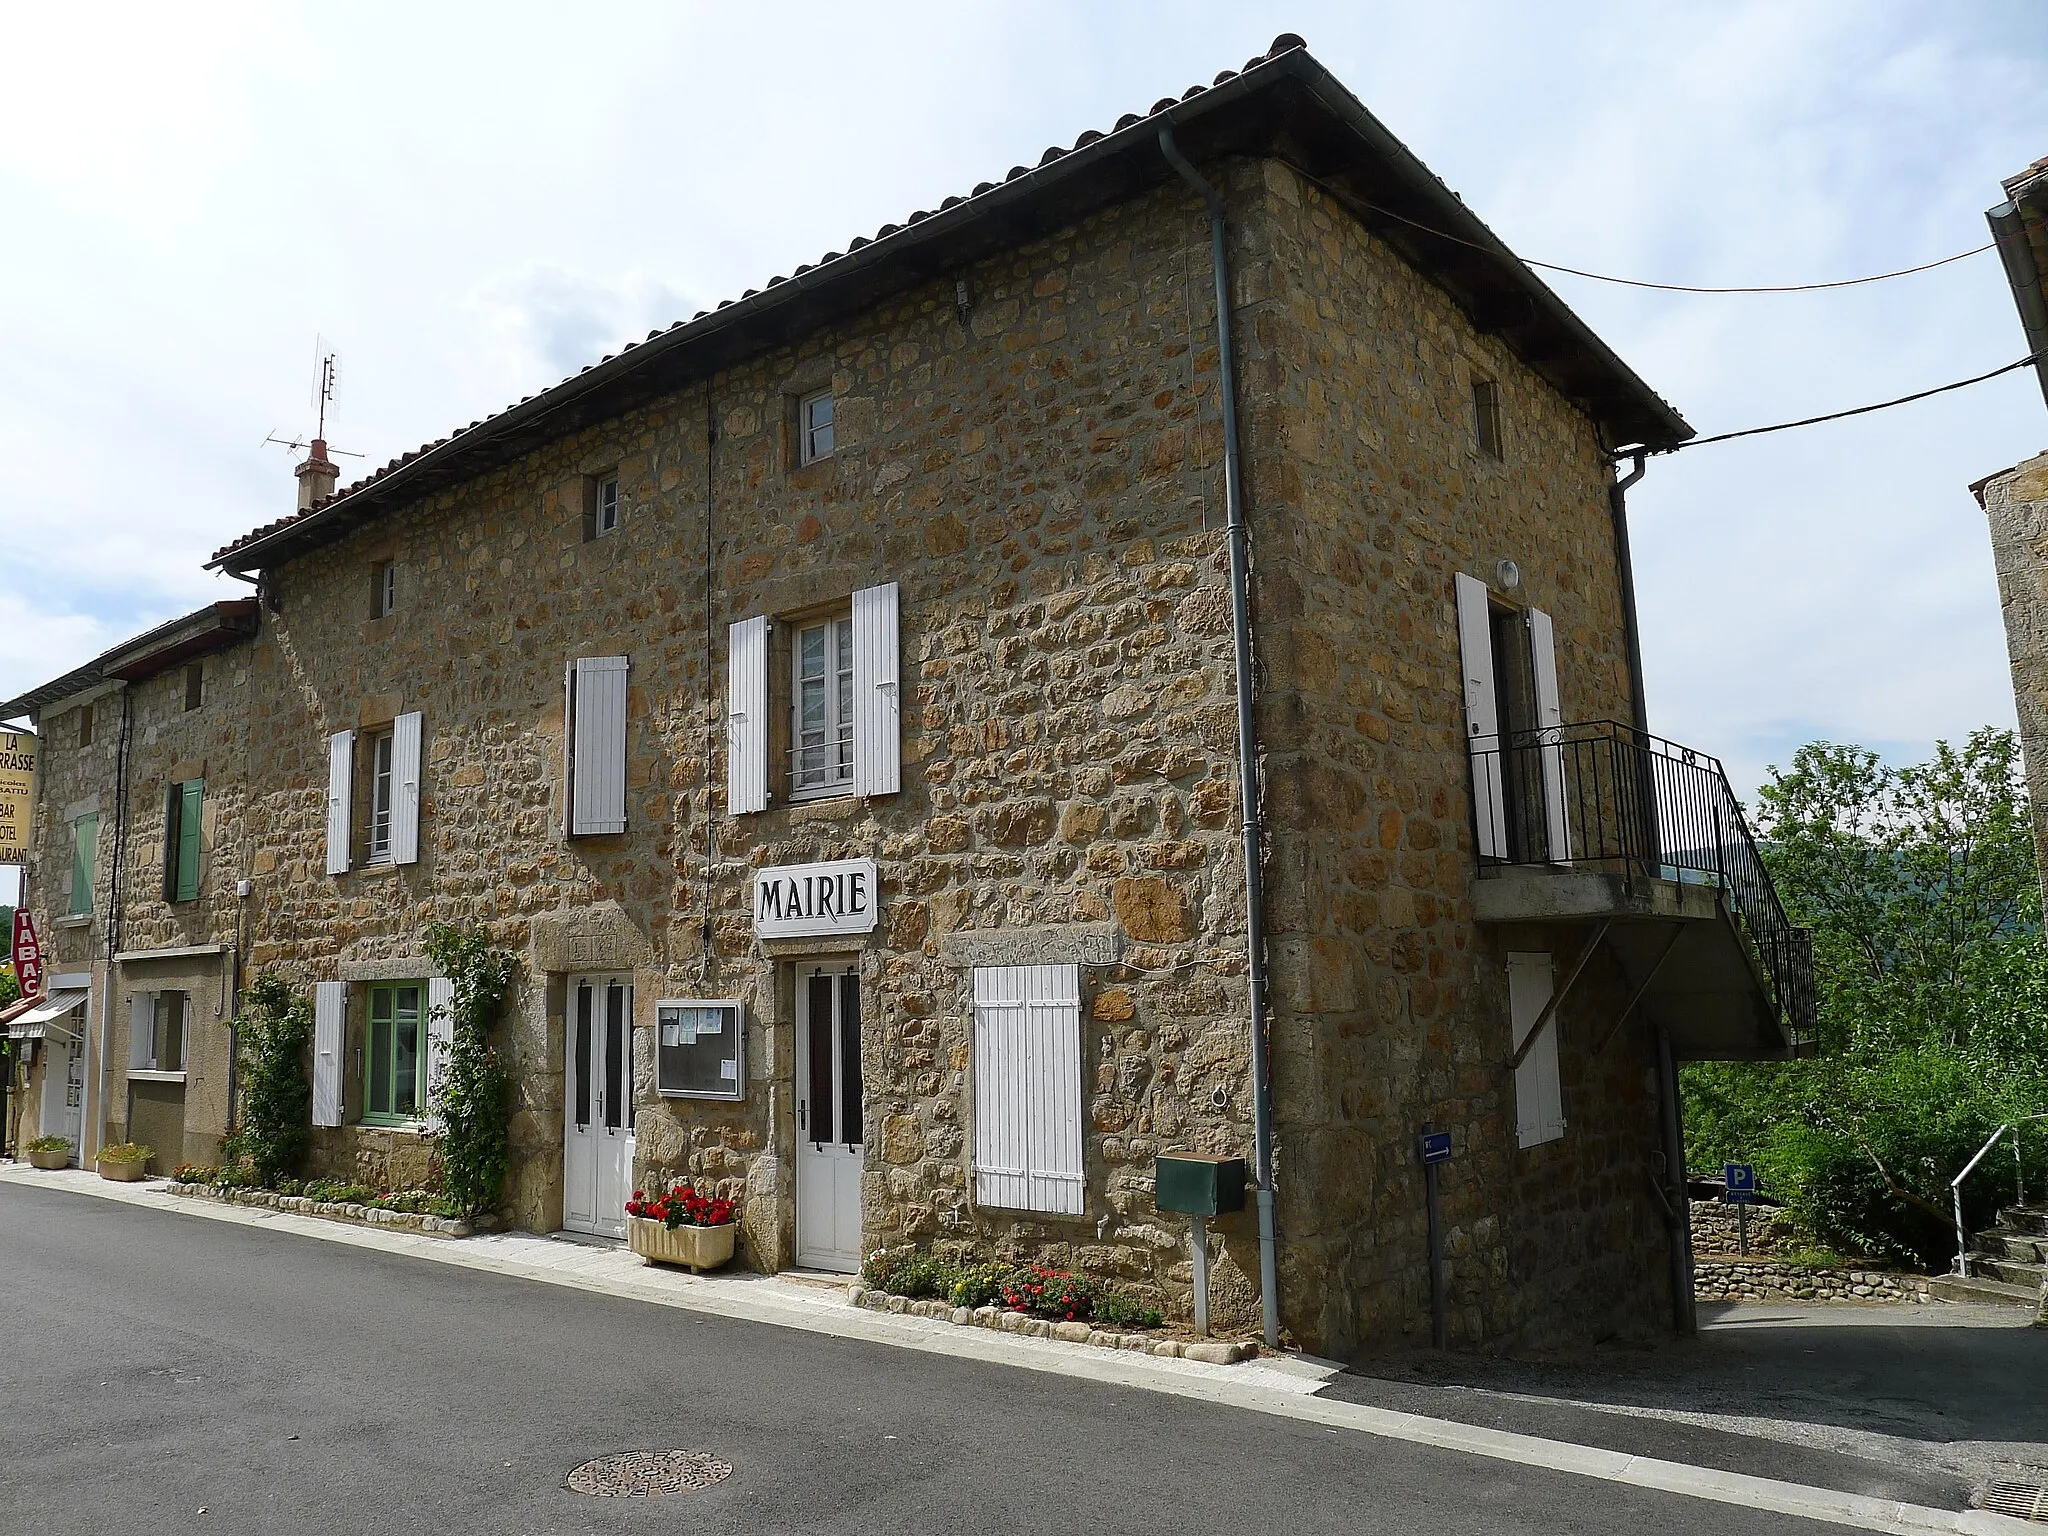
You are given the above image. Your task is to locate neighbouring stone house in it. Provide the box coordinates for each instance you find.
[4,38,1812,1357]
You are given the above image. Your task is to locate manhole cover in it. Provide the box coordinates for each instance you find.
[1984,1482,2048,1522]
[564,1450,732,1497]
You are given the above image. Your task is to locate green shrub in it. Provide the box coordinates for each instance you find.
[947,1261,1016,1309]
[97,1142,151,1164]
[423,923,520,1219]
[25,1134,69,1153]
[234,973,314,1186]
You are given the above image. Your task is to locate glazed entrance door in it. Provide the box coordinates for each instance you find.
[563,974,634,1237]
[795,962,863,1272]
[43,1038,84,1164]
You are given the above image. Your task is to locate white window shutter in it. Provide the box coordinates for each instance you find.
[312,981,345,1128]
[851,581,900,797]
[1455,573,1506,860]
[425,976,455,1132]
[727,615,769,814]
[129,993,154,1072]
[569,656,629,835]
[1508,951,1564,1148]
[973,963,1084,1215]
[390,711,423,865]
[1526,609,1571,864]
[325,730,355,875]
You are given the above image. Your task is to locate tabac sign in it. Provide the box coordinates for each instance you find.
[754,857,879,941]
[0,728,34,867]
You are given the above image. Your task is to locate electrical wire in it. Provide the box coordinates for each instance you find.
[1647,353,2042,454]
[1276,160,1998,295]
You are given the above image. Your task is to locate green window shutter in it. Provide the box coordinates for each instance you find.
[161,783,180,902]
[69,814,97,917]
[176,780,203,902]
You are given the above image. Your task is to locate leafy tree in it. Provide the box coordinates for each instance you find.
[1686,729,2048,1267]
[423,923,520,1220]
[231,974,315,1186]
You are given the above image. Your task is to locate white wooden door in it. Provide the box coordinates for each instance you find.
[795,962,864,1272]
[563,974,635,1237]
[45,1039,84,1164]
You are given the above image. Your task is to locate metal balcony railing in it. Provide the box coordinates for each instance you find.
[1471,719,1815,1041]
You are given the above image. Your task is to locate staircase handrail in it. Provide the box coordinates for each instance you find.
[1952,1112,2048,1278]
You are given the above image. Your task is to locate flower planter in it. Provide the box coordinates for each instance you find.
[96,1158,149,1182]
[27,1148,70,1171]
[628,1216,736,1273]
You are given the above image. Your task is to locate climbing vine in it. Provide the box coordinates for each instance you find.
[424,922,521,1219]
[231,973,314,1186]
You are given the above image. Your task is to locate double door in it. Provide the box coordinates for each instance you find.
[563,974,634,1238]
[795,963,864,1272]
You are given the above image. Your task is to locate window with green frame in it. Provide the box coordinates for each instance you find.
[363,982,426,1125]
[161,779,202,903]
[68,813,98,916]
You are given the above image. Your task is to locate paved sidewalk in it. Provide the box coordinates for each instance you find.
[2,1161,2033,1536]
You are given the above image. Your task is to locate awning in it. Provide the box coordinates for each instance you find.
[5,989,87,1042]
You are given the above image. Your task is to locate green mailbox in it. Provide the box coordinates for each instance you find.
[1154,1153,1247,1217]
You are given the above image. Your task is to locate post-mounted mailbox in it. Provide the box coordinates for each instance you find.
[1154,1153,1247,1218]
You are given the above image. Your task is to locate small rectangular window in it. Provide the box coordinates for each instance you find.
[77,702,93,748]
[799,389,834,465]
[371,561,396,619]
[69,813,98,917]
[581,473,620,541]
[1473,379,1503,459]
[655,999,745,1100]
[128,991,187,1073]
[364,982,426,1123]
[366,730,395,865]
[161,781,201,903]
[790,616,855,798]
[183,663,204,712]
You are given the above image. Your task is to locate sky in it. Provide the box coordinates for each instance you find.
[1,1,2045,910]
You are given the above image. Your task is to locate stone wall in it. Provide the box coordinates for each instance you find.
[1695,1258,1932,1305]
[1979,450,2048,911]
[1245,160,1668,1354]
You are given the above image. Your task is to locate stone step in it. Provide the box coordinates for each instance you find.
[1963,1253,2048,1290]
[1998,1205,2048,1237]
[1972,1230,2048,1265]
[1925,1271,2041,1309]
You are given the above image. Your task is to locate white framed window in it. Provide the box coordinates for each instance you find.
[791,617,854,798]
[371,561,397,618]
[595,473,619,535]
[1472,378,1503,459]
[129,991,187,1075]
[1509,951,1565,1148]
[799,389,834,465]
[366,729,395,865]
[655,999,745,1100]
[972,964,1084,1215]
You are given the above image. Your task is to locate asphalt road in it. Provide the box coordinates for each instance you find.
[0,1182,1886,1535]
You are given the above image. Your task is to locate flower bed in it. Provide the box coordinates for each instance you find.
[847,1287,1256,1364]
[166,1170,473,1238]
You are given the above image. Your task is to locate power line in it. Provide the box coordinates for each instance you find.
[1323,176,1996,293]
[1647,354,2041,454]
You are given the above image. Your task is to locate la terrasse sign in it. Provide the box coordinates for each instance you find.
[0,727,35,867]
[754,857,878,940]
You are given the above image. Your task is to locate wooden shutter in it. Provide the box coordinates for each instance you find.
[175,780,203,901]
[973,964,1084,1215]
[568,657,628,835]
[325,730,355,875]
[1508,951,1564,1148]
[129,993,154,1071]
[312,980,345,1127]
[726,615,768,814]
[1455,573,1507,860]
[424,976,455,1132]
[851,581,900,797]
[160,783,180,901]
[1526,609,1572,863]
[390,711,423,864]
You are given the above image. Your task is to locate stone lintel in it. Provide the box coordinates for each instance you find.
[115,943,228,965]
[937,922,1121,969]
[339,956,442,982]
[530,901,651,974]
[758,933,867,959]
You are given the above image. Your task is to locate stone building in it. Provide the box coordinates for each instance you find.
[1979,152,2048,902]
[4,38,1810,1357]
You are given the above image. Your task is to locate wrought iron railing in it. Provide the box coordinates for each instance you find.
[1471,719,1815,1041]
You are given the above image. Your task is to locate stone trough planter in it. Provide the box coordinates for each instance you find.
[627,1217,736,1273]
[849,1288,1258,1364]
[96,1157,149,1182]
[27,1148,70,1171]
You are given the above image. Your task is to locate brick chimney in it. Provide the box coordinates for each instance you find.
[295,439,340,511]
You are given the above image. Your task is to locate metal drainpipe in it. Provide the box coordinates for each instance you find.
[1159,127,1281,1351]
[1608,451,1650,740]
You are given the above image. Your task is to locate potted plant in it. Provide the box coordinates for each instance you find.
[95,1142,153,1182]
[624,1185,737,1273]
[24,1134,71,1171]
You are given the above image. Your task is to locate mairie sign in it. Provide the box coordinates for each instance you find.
[754,857,879,941]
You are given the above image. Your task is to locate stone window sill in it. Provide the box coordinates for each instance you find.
[127,1069,187,1084]
[53,914,92,929]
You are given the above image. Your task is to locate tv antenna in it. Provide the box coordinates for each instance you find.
[262,346,365,458]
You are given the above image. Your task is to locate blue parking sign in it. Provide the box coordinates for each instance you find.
[1724,1163,1758,1204]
